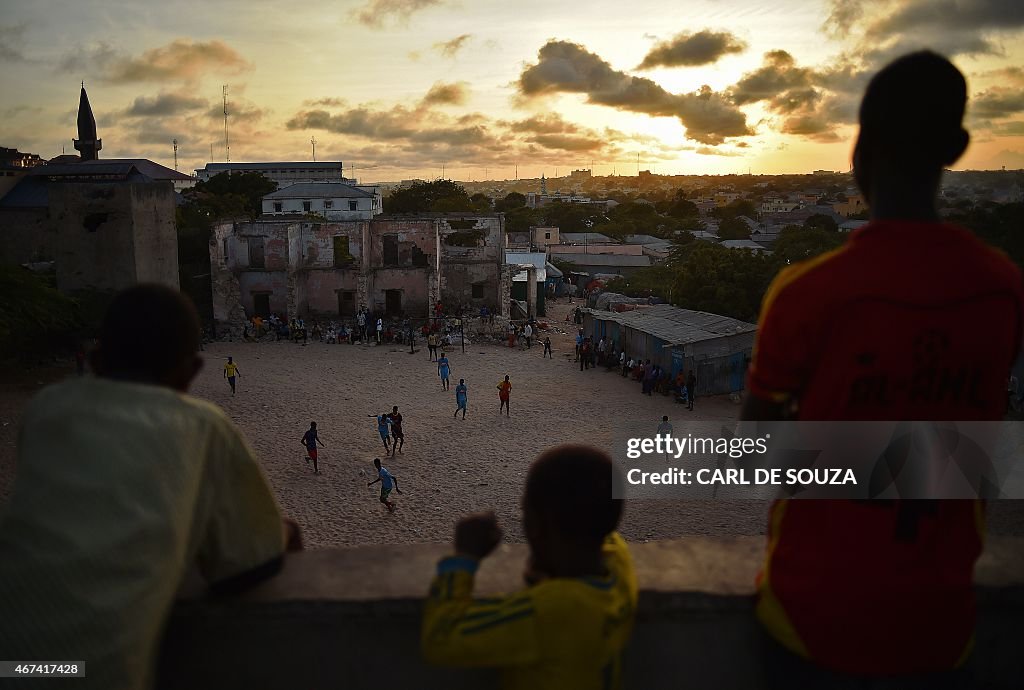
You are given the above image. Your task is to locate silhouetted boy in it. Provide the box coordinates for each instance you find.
[0,284,301,690]
[743,52,1024,684]
[422,445,636,689]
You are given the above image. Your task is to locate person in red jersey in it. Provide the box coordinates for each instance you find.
[742,51,1024,687]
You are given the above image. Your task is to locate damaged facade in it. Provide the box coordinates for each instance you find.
[211,214,506,329]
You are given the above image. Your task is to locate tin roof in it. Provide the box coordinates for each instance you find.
[586,304,756,345]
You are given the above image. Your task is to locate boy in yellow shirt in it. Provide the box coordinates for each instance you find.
[422,445,636,690]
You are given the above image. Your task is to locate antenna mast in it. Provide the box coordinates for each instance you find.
[172,139,178,171]
[311,137,317,162]
[222,85,230,163]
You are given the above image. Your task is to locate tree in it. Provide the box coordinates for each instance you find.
[804,213,839,233]
[383,179,473,213]
[717,217,752,240]
[712,198,757,221]
[504,206,542,234]
[469,192,493,213]
[186,171,278,221]
[542,203,606,233]
[495,191,526,211]
[666,198,700,219]
[772,226,845,265]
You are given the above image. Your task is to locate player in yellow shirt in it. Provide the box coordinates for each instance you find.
[422,445,636,690]
[224,356,240,395]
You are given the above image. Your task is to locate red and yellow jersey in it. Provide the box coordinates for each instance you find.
[422,533,637,690]
[747,220,1024,674]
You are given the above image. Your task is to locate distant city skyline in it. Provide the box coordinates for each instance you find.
[2,0,1023,181]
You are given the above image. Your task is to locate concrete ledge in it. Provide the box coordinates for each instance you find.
[158,537,1024,689]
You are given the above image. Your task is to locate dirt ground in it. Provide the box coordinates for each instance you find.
[2,299,1023,548]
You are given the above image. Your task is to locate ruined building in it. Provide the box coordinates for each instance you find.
[210,214,507,327]
[0,86,186,292]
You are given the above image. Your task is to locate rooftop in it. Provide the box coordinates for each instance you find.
[587,303,757,345]
[201,162,343,171]
[265,183,376,199]
[553,253,651,267]
[560,232,616,244]
[29,158,192,181]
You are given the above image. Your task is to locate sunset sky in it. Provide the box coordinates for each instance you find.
[2,0,1023,182]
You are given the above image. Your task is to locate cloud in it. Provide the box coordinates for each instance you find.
[527,134,606,152]
[304,97,345,108]
[971,87,1024,120]
[637,30,747,69]
[730,51,813,105]
[866,0,1024,37]
[122,92,209,117]
[696,146,744,156]
[59,39,250,84]
[726,50,861,142]
[822,0,871,37]
[516,40,752,145]
[282,97,681,171]
[0,23,28,62]
[993,121,1024,136]
[352,0,446,29]
[504,113,582,134]
[433,34,472,58]
[421,81,469,106]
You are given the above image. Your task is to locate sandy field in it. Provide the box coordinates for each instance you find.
[2,299,1023,548]
[186,304,767,548]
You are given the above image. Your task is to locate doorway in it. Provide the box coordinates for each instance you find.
[252,293,271,317]
[338,290,356,316]
[385,289,402,316]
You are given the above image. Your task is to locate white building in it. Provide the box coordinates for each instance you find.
[262,182,382,220]
[196,161,350,188]
[760,197,801,213]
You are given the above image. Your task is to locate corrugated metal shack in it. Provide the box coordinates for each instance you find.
[583,304,757,395]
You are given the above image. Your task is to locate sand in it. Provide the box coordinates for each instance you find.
[190,300,767,548]
[3,300,1023,548]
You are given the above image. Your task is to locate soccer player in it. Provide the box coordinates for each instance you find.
[428,332,439,361]
[300,421,325,474]
[388,405,405,454]
[437,351,451,391]
[369,413,392,454]
[497,374,511,416]
[543,336,552,358]
[0,285,301,690]
[454,379,468,419]
[422,445,636,689]
[223,356,240,395]
[742,52,1024,684]
[367,457,402,513]
[657,415,672,437]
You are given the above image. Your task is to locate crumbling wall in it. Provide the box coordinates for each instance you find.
[0,208,54,265]
[52,182,139,292]
[130,182,179,288]
[438,215,503,313]
[209,228,248,335]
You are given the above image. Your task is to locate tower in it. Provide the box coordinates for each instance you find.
[540,173,547,195]
[73,83,102,161]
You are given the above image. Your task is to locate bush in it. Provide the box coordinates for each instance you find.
[0,266,86,362]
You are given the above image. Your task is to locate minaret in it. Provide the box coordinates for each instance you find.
[73,83,102,161]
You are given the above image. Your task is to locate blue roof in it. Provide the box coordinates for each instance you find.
[0,176,49,208]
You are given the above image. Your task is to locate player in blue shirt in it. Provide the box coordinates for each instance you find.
[367,458,402,513]
[437,352,451,391]
[368,413,392,454]
[454,379,468,419]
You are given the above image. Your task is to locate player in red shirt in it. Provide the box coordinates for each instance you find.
[742,52,1024,684]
